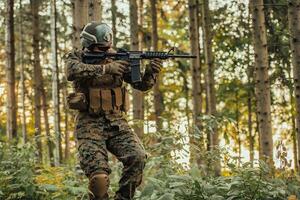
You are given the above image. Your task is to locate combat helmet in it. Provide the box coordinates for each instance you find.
[80,22,113,49]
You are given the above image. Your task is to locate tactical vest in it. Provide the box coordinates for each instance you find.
[67,48,129,114]
[87,53,129,114]
[88,86,129,114]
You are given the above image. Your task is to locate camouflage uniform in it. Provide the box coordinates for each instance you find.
[66,49,159,200]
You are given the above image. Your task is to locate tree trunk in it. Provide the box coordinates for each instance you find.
[62,37,70,162]
[288,0,300,172]
[180,61,191,136]
[19,0,27,143]
[247,61,255,166]
[31,0,43,163]
[251,0,273,164]
[31,0,54,165]
[130,0,144,138]
[51,0,62,166]
[6,0,17,140]
[248,80,255,166]
[145,35,152,135]
[188,0,203,167]
[72,0,88,49]
[290,87,298,171]
[88,0,102,21]
[235,90,241,167]
[247,5,254,167]
[205,82,210,151]
[41,89,54,165]
[248,90,254,166]
[111,0,117,48]
[202,0,220,175]
[63,78,70,161]
[286,58,298,171]
[151,0,164,131]
[138,0,143,50]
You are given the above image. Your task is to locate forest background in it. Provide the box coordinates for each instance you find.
[1,0,300,199]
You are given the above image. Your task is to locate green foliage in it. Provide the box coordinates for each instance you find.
[0,142,299,200]
[0,142,88,200]
[0,142,42,200]
[136,160,300,200]
[35,166,88,200]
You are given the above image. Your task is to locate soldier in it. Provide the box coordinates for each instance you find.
[65,21,162,200]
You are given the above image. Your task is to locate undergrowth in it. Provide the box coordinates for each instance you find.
[0,142,299,200]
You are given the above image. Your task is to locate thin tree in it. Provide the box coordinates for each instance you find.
[6,0,17,140]
[31,0,54,164]
[41,84,53,164]
[88,0,102,21]
[111,0,117,48]
[63,79,70,161]
[151,0,164,131]
[72,0,88,49]
[287,60,299,171]
[129,0,144,138]
[250,0,273,163]
[288,0,300,171]
[138,0,145,138]
[202,0,220,175]
[138,0,143,51]
[30,0,43,162]
[188,0,203,167]
[62,30,70,161]
[247,51,255,166]
[19,0,27,143]
[51,0,61,166]
[246,4,255,166]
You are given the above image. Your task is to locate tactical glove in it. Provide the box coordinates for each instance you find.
[149,58,162,73]
[105,60,129,76]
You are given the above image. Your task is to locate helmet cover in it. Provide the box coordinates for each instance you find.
[80,22,113,48]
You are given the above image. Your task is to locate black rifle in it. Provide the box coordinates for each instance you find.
[82,48,196,83]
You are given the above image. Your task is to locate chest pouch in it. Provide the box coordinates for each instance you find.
[88,86,129,114]
[67,92,88,111]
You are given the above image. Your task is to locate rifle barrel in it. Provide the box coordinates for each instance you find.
[168,54,197,58]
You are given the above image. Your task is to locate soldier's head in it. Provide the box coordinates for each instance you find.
[80,22,113,52]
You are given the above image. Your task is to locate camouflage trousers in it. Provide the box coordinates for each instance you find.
[75,112,147,200]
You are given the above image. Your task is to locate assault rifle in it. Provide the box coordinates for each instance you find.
[82,48,196,83]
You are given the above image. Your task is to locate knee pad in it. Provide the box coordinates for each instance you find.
[88,173,109,200]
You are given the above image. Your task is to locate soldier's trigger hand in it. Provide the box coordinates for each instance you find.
[115,60,130,67]
[114,60,130,74]
[150,58,162,73]
[106,60,129,76]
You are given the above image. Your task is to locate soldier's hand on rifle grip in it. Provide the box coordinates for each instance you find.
[105,60,129,76]
[150,58,163,73]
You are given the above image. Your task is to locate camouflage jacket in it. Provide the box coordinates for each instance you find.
[65,49,159,121]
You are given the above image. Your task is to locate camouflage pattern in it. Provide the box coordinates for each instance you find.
[76,112,146,200]
[65,49,159,200]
